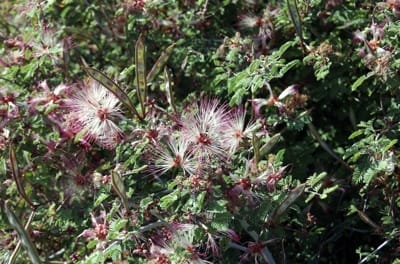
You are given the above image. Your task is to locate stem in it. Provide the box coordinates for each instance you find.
[308,123,353,171]
[138,221,167,233]
[228,242,247,252]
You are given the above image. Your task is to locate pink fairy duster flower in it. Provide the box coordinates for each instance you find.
[224,106,259,154]
[387,0,400,16]
[206,233,219,257]
[227,176,258,206]
[64,79,124,149]
[253,165,288,192]
[353,30,366,43]
[148,223,214,263]
[123,0,146,13]
[79,211,109,250]
[0,88,20,130]
[238,15,263,29]
[219,228,240,243]
[181,98,230,159]
[28,81,70,113]
[32,26,64,65]
[250,84,299,115]
[148,135,198,177]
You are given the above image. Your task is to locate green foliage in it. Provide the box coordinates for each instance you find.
[1,0,400,263]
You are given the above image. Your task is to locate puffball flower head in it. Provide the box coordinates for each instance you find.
[149,135,198,177]
[223,106,259,154]
[65,79,123,149]
[181,98,230,159]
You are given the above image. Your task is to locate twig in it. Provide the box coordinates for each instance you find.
[308,123,353,171]
[358,238,392,264]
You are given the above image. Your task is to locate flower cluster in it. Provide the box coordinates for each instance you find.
[353,21,392,78]
[146,98,258,178]
[148,224,211,264]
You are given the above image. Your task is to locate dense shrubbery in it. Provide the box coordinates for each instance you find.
[1,0,400,263]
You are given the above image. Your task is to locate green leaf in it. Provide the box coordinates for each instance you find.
[250,75,264,94]
[211,212,231,231]
[228,71,248,94]
[119,64,135,80]
[276,59,300,79]
[315,61,331,80]
[351,72,374,91]
[94,193,110,207]
[383,139,397,152]
[140,197,153,208]
[110,219,128,234]
[363,167,377,186]
[276,40,296,57]
[208,200,227,213]
[229,88,247,105]
[104,243,122,261]
[159,191,179,209]
[87,239,98,250]
[194,191,206,213]
[275,149,286,164]
[73,128,87,144]
[308,172,327,187]
[321,185,339,199]
[348,129,363,140]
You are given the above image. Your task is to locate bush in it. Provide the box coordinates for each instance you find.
[1,1,400,263]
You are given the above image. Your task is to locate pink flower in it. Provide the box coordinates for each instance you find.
[79,211,108,241]
[149,224,211,264]
[238,15,262,29]
[253,165,288,192]
[181,98,230,159]
[28,80,70,113]
[250,84,298,115]
[0,88,19,129]
[223,106,259,154]
[219,228,240,242]
[148,135,198,177]
[64,79,124,149]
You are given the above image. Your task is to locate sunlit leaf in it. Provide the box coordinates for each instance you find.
[351,72,374,91]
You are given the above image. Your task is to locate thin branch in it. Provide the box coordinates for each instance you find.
[308,123,353,171]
